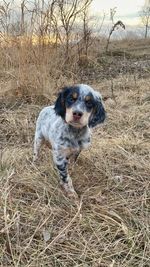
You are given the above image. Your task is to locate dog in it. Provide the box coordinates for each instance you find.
[33,84,106,196]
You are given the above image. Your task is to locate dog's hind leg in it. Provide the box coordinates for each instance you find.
[33,132,44,162]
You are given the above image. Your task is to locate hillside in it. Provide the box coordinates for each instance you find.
[0,39,150,266]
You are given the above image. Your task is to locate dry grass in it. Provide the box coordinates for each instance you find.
[0,73,150,266]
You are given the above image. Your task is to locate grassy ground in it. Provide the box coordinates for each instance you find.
[0,73,150,266]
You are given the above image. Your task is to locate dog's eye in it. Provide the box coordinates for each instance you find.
[70,93,78,102]
[70,97,76,103]
[85,95,93,108]
[85,100,93,108]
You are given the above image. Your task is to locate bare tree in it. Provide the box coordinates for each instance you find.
[106,7,125,52]
[140,4,150,38]
[0,0,12,34]
[57,0,92,60]
[82,1,92,57]
[78,3,103,64]
[20,0,26,35]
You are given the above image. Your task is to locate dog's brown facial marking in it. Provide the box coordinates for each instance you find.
[72,92,78,100]
[79,111,91,127]
[85,95,92,102]
[65,107,74,124]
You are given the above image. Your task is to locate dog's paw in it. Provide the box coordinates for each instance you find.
[60,179,78,199]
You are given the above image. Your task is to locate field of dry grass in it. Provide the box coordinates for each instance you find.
[0,39,150,266]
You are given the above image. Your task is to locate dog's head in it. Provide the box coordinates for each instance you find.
[54,84,106,128]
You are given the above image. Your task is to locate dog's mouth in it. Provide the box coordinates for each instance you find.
[68,120,84,128]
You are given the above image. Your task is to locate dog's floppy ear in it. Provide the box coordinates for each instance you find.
[54,87,70,119]
[89,93,106,128]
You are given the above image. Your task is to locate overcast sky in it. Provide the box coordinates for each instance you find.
[91,0,145,25]
[11,0,147,29]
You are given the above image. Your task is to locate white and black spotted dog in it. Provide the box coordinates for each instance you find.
[33,84,106,196]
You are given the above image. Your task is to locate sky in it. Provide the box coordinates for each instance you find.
[91,0,145,25]
[13,0,145,26]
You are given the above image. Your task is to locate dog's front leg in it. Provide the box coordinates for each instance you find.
[53,151,77,196]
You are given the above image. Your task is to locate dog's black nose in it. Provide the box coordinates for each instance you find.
[73,111,83,120]
[73,111,83,117]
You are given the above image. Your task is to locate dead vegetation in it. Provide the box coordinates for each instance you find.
[0,68,150,266]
